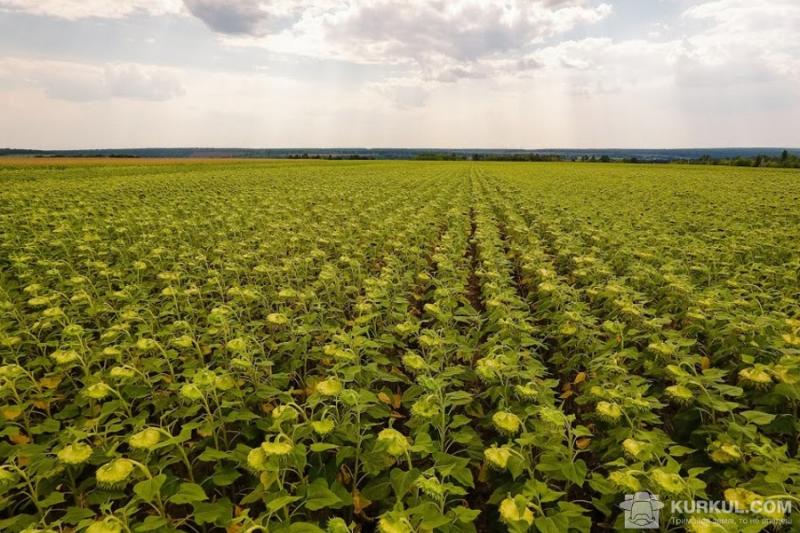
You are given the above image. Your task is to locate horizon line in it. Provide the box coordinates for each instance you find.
[4,146,799,152]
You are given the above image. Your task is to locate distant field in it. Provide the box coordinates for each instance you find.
[1,160,798,532]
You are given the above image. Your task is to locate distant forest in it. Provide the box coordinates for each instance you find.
[416,149,800,168]
[1,147,798,168]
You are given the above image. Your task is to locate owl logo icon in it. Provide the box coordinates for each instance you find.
[619,492,664,529]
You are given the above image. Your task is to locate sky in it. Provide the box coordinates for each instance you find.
[0,0,799,149]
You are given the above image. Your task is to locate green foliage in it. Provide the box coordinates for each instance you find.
[0,159,798,531]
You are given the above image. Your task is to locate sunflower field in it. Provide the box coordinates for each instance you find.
[0,159,798,532]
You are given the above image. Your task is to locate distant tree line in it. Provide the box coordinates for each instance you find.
[415,152,646,163]
[286,153,374,160]
[414,150,800,168]
[416,152,564,162]
[32,153,141,159]
[2,148,798,168]
[678,150,800,168]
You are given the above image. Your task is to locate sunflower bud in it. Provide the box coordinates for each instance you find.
[608,470,641,492]
[411,394,439,418]
[595,401,622,422]
[86,518,123,533]
[484,446,513,469]
[57,442,93,465]
[651,468,684,494]
[102,346,121,357]
[665,384,693,404]
[723,487,759,511]
[622,438,647,460]
[0,405,22,421]
[84,383,113,400]
[782,333,800,346]
[499,495,535,527]
[193,369,217,388]
[246,447,267,471]
[226,337,248,353]
[267,313,289,326]
[215,374,236,391]
[96,458,135,486]
[377,511,413,533]
[395,321,418,336]
[51,349,79,365]
[261,440,293,456]
[742,493,784,520]
[180,383,203,401]
[316,378,343,397]
[172,335,194,348]
[738,367,772,388]
[538,406,566,427]
[771,365,799,385]
[43,306,64,318]
[134,338,158,351]
[401,353,427,372]
[475,357,504,382]
[514,383,539,399]
[109,367,136,380]
[63,324,84,337]
[377,428,410,457]
[492,411,522,434]
[129,428,161,450]
[707,441,741,464]
[311,419,335,435]
[0,364,24,380]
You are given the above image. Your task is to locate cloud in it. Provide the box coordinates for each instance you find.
[2,0,799,147]
[681,0,800,69]
[0,0,183,19]
[326,1,612,63]
[674,0,800,100]
[309,0,611,101]
[182,0,300,36]
[498,0,800,102]
[1,0,612,90]
[0,58,184,101]
[177,0,611,87]
[171,0,604,106]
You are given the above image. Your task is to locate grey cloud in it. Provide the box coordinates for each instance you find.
[183,0,298,37]
[326,1,610,81]
[331,4,524,62]
[516,57,544,71]
[331,1,609,58]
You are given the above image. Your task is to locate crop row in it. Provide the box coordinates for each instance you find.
[0,160,798,532]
